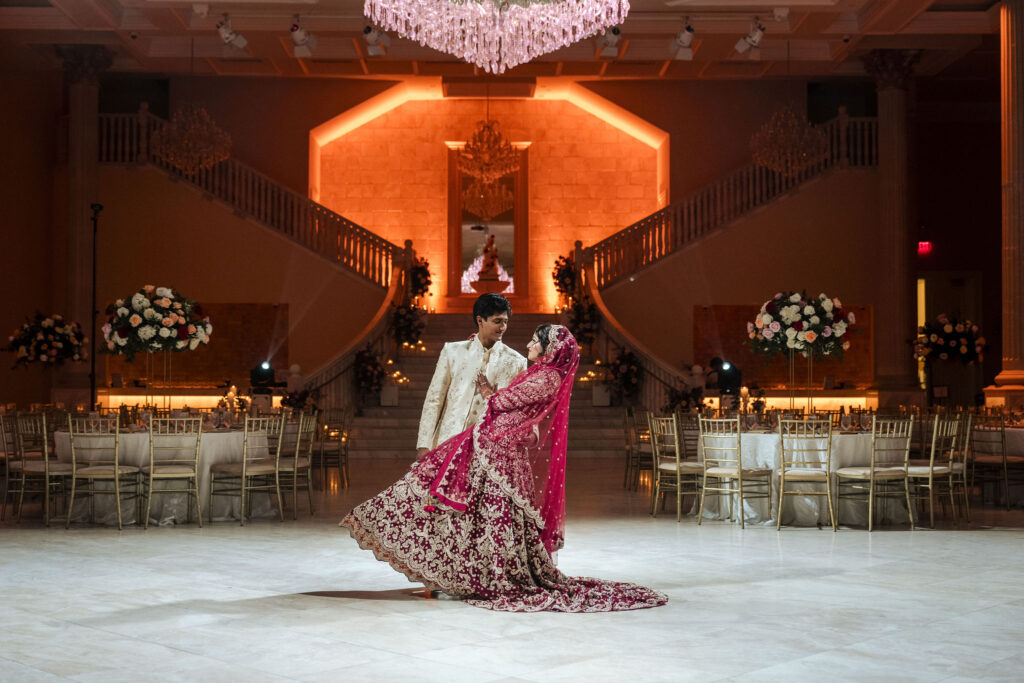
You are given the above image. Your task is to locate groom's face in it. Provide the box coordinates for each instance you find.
[476,313,508,347]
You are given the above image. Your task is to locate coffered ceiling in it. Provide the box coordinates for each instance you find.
[0,0,999,79]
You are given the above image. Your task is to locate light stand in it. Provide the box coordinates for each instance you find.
[89,203,103,410]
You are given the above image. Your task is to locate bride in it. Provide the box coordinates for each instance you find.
[341,324,666,612]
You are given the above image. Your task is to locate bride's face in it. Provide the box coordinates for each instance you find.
[526,335,543,362]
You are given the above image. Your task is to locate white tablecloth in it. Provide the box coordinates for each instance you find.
[54,430,273,525]
[982,427,1024,505]
[698,431,912,527]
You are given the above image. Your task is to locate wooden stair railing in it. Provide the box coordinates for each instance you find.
[585,111,878,291]
[97,104,401,289]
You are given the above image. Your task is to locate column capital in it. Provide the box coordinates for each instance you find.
[863,49,920,90]
[55,45,113,86]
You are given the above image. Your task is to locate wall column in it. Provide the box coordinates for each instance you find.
[865,49,921,406]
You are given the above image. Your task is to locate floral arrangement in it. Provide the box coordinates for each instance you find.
[565,297,600,347]
[663,385,703,414]
[6,313,87,368]
[409,257,432,299]
[354,346,385,397]
[102,285,212,362]
[552,255,577,298]
[747,291,854,360]
[914,314,986,364]
[390,303,425,346]
[281,390,316,412]
[608,349,642,403]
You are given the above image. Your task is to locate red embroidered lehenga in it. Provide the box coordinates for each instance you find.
[341,325,666,613]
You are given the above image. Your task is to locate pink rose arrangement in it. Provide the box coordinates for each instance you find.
[102,285,212,362]
[747,291,854,360]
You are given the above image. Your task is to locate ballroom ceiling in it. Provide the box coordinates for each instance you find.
[0,0,999,80]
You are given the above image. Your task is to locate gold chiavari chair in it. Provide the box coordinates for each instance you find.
[625,408,652,490]
[697,415,771,529]
[836,416,914,531]
[951,412,973,521]
[907,414,958,528]
[143,417,203,529]
[316,407,350,489]
[15,413,73,525]
[648,414,702,521]
[0,412,16,520]
[66,415,140,530]
[970,414,1024,509]
[777,417,837,531]
[278,411,317,519]
[209,414,284,525]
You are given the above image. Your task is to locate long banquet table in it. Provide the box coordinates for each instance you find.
[698,431,912,527]
[54,429,274,526]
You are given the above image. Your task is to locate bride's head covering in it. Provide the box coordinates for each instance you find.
[519,324,579,553]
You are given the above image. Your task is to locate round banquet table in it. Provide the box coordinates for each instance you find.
[697,431,912,527]
[54,429,274,526]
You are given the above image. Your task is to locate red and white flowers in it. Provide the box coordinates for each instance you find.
[748,291,854,359]
[103,285,212,361]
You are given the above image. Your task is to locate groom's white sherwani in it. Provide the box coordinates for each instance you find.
[417,335,527,451]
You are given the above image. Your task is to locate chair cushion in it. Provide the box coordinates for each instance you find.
[836,466,906,479]
[278,456,311,471]
[145,465,197,476]
[211,460,276,475]
[21,461,73,474]
[657,460,702,472]
[76,465,140,476]
[778,468,828,480]
[706,466,771,477]
[908,465,952,476]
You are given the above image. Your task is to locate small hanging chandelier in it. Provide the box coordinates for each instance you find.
[458,120,520,184]
[750,104,827,177]
[150,38,231,176]
[749,41,827,178]
[463,178,514,222]
[364,0,630,74]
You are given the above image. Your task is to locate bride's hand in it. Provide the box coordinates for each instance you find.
[476,373,495,399]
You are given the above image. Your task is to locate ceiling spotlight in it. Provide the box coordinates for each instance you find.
[216,13,247,50]
[363,25,390,57]
[734,18,765,57]
[670,22,694,61]
[597,26,621,59]
[290,14,317,58]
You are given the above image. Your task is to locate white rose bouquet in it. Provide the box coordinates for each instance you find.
[5,313,87,368]
[747,291,854,360]
[102,284,212,362]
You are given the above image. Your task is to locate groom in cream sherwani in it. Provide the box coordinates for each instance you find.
[416,293,527,456]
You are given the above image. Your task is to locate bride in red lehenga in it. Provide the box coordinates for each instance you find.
[341,324,667,612]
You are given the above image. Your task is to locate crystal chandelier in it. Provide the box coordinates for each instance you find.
[459,120,520,184]
[464,178,514,221]
[150,104,231,176]
[749,104,828,178]
[364,0,631,74]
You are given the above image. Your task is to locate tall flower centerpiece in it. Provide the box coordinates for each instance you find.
[102,285,212,362]
[747,291,854,410]
[913,314,986,364]
[6,313,87,368]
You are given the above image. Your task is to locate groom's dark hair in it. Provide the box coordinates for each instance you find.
[472,293,512,326]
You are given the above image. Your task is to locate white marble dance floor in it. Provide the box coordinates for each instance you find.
[2,458,1023,682]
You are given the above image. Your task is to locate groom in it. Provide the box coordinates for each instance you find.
[416,293,527,456]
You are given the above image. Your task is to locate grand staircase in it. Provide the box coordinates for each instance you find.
[348,313,627,459]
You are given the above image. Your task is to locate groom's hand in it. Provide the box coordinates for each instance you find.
[475,373,495,399]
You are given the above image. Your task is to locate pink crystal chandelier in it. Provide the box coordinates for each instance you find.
[364,0,631,74]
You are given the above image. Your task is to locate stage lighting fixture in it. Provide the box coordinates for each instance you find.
[670,23,694,60]
[251,361,275,392]
[597,26,621,58]
[734,19,765,56]
[722,362,732,371]
[363,25,390,57]
[290,15,317,58]
[216,13,248,50]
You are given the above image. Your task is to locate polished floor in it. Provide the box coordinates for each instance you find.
[2,458,1023,682]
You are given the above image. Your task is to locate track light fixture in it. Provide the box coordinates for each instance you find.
[670,21,694,61]
[363,25,390,57]
[734,18,765,58]
[290,14,317,58]
[216,13,247,50]
[597,26,621,59]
